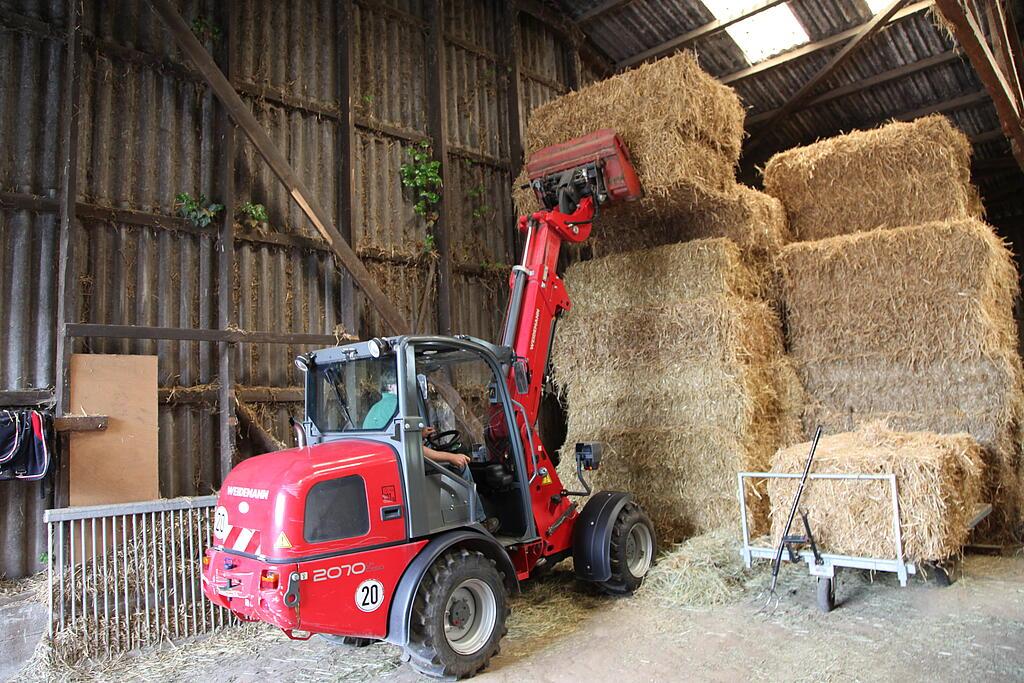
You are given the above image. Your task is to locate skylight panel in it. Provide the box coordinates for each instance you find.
[700,0,811,64]
[865,0,894,13]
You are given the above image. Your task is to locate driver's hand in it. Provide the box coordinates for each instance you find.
[422,426,436,438]
[446,453,470,468]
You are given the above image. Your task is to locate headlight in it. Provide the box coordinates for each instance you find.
[367,338,390,358]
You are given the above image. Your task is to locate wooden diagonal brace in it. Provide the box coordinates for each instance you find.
[933,0,1024,172]
[148,0,410,334]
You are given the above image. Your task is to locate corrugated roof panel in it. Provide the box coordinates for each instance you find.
[790,0,869,39]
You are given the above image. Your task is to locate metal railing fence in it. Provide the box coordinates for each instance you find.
[44,496,236,657]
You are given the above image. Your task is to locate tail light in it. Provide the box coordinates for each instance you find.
[202,555,210,569]
[260,570,280,590]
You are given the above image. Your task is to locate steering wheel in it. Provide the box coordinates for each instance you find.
[425,429,463,453]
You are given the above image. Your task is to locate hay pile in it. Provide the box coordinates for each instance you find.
[512,52,787,262]
[768,424,986,562]
[763,115,981,241]
[778,219,1024,536]
[554,240,797,542]
[638,527,760,608]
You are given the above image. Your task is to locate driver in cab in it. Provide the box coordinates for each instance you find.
[361,372,470,469]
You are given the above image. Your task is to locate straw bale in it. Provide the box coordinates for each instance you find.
[514,173,788,264]
[525,51,744,163]
[559,425,772,542]
[554,293,783,382]
[780,219,1019,364]
[796,355,1022,430]
[763,115,978,241]
[768,424,985,562]
[516,52,743,226]
[562,239,761,314]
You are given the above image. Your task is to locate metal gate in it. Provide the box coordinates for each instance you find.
[44,496,237,656]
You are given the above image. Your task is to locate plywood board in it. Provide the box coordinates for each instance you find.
[69,354,159,506]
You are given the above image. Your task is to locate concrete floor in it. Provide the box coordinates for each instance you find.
[24,552,1021,682]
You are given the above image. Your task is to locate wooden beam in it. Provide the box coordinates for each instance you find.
[745,48,961,126]
[159,385,305,405]
[618,0,789,69]
[216,0,236,483]
[147,0,410,334]
[890,89,990,121]
[934,0,1024,170]
[53,0,82,508]
[748,0,913,144]
[986,0,1024,110]
[998,0,1024,102]
[577,0,633,25]
[503,2,524,266]
[54,415,108,432]
[0,390,53,407]
[426,0,453,337]
[235,400,286,454]
[974,155,1020,172]
[720,0,933,85]
[65,323,338,346]
[337,0,358,336]
[972,128,1008,144]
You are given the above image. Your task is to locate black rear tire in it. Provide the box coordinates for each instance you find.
[598,502,657,595]
[402,548,508,679]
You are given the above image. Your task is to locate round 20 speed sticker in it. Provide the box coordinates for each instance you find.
[355,579,385,612]
[213,506,230,540]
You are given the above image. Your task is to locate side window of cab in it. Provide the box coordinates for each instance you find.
[303,475,370,543]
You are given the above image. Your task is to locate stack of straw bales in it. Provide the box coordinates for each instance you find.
[553,240,796,542]
[512,51,789,262]
[764,115,982,241]
[767,116,1024,541]
[769,424,985,562]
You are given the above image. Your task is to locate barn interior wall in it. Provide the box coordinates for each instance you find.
[0,0,579,578]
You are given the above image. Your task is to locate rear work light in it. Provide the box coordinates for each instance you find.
[260,570,280,590]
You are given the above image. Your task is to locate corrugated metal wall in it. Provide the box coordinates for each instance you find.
[0,0,575,578]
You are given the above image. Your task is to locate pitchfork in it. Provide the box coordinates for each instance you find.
[756,426,823,615]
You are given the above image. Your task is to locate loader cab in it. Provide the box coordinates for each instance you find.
[297,335,536,545]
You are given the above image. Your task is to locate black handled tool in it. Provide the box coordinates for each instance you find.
[759,426,823,614]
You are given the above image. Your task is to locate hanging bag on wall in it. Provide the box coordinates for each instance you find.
[1,410,28,465]
[0,410,53,481]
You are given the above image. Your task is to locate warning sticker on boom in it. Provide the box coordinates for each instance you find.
[355,579,385,612]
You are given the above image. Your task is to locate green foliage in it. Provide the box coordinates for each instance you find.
[467,183,493,221]
[237,201,269,229]
[400,140,443,225]
[191,16,222,43]
[361,94,375,105]
[423,233,436,254]
[39,551,49,564]
[175,192,224,228]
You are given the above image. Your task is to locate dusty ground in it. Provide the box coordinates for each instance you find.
[21,552,1023,682]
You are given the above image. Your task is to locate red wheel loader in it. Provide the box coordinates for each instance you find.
[201,129,656,678]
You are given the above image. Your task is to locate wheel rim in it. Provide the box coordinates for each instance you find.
[443,578,497,656]
[624,522,653,577]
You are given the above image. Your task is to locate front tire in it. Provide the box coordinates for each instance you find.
[403,548,508,679]
[599,502,657,595]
